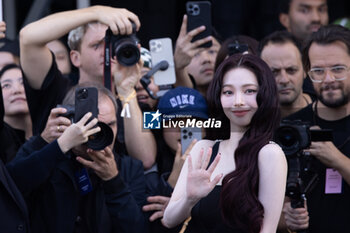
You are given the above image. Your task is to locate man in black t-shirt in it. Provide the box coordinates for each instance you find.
[19,6,156,170]
[281,25,350,233]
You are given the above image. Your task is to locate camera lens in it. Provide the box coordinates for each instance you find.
[77,88,88,100]
[87,122,114,150]
[115,41,140,66]
[123,48,133,58]
[277,128,299,147]
[275,126,300,151]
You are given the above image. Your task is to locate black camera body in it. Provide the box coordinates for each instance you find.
[275,120,315,212]
[228,43,249,56]
[57,87,114,151]
[108,23,140,67]
[275,120,333,232]
[275,120,311,157]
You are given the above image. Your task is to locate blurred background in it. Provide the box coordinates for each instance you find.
[5,0,350,47]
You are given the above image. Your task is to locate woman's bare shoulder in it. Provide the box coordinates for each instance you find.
[189,139,218,158]
[192,139,217,148]
[258,142,287,167]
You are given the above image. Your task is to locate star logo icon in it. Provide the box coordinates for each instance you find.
[143,110,162,129]
[150,110,162,122]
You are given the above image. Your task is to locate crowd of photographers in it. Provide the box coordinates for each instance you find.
[0,0,350,232]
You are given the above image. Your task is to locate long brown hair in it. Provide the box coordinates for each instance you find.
[207,54,280,233]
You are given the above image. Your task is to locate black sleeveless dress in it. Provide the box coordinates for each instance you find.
[185,141,246,233]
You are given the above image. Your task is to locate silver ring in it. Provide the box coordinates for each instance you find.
[57,125,60,132]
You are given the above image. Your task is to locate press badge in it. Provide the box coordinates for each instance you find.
[325,168,342,194]
[75,168,93,195]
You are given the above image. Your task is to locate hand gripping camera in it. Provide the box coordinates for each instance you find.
[105,22,140,67]
[103,22,140,90]
[275,120,335,232]
[275,120,315,233]
[58,87,114,151]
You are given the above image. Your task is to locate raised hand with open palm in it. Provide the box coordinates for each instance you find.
[186,147,222,203]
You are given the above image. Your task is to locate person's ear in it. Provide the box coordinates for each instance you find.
[70,50,81,68]
[279,13,290,31]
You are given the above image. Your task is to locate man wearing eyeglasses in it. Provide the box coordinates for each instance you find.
[282,25,350,233]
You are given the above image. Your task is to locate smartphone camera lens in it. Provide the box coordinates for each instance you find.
[191,4,200,16]
[183,135,188,140]
[188,132,193,137]
[77,88,88,100]
[188,4,193,9]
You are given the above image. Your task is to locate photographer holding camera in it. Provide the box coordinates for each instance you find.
[19,5,157,170]
[281,25,350,233]
[8,84,146,233]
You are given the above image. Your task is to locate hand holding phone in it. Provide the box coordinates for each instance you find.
[74,87,98,124]
[186,1,212,48]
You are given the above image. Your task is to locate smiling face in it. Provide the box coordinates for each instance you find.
[220,68,259,132]
[1,68,29,116]
[309,41,350,108]
[261,41,304,106]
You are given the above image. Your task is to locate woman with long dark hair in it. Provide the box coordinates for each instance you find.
[162,54,287,233]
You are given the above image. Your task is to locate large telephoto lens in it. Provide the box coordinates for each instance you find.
[87,122,114,150]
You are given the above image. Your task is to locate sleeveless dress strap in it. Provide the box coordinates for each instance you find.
[208,141,220,166]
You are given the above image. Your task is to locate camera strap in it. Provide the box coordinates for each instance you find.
[104,29,113,91]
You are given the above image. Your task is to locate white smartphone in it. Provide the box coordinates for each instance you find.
[149,38,176,86]
[0,0,3,22]
[181,127,202,155]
